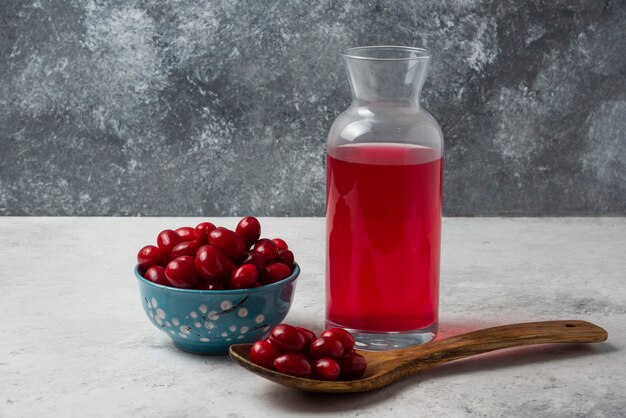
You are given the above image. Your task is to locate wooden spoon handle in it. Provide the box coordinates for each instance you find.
[396,320,607,371]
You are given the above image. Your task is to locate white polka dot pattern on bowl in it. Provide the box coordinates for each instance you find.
[142,295,272,344]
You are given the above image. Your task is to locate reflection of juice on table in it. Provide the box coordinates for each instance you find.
[326,143,442,332]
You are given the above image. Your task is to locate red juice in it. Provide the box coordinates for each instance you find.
[326,143,442,332]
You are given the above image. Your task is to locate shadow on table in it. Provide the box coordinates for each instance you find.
[162,342,235,364]
[256,321,618,414]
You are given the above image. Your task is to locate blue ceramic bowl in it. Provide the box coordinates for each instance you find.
[135,263,300,355]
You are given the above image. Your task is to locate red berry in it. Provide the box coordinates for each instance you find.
[137,245,163,272]
[157,230,182,257]
[269,324,306,352]
[221,257,236,280]
[260,263,292,285]
[229,264,258,289]
[237,251,265,271]
[165,256,198,288]
[208,227,245,260]
[236,216,261,248]
[195,245,224,281]
[144,266,168,286]
[253,238,278,262]
[309,337,344,359]
[295,326,316,348]
[312,358,341,381]
[175,226,195,241]
[338,351,367,380]
[272,238,288,251]
[170,240,199,258]
[250,340,280,370]
[321,328,356,351]
[193,222,216,245]
[276,249,294,269]
[273,353,312,378]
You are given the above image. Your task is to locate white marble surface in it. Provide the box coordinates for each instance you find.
[1,217,625,417]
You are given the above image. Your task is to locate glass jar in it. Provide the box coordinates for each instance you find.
[325,46,443,350]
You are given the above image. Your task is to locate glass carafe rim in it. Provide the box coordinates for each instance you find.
[341,45,432,62]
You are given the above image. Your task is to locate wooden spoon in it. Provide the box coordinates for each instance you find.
[229,320,607,393]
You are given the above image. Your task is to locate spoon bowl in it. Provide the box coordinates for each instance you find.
[229,320,608,393]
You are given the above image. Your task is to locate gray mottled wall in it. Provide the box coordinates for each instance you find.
[1,0,625,216]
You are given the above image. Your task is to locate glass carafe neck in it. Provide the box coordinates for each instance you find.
[342,46,431,107]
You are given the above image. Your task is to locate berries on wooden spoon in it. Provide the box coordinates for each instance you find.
[249,325,366,381]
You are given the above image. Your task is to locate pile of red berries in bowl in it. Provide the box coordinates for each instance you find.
[135,217,299,354]
[136,216,296,290]
[250,324,367,381]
